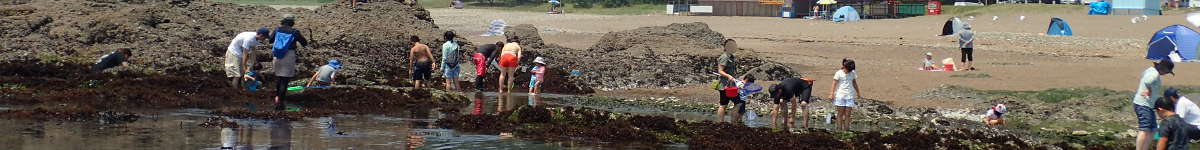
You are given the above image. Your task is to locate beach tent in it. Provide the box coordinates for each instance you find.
[832,6,860,22]
[940,17,965,36]
[1147,25,1200,62]
[1047,18,1073,36]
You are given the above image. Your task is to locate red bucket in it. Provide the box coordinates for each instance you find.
[723,87,739,98]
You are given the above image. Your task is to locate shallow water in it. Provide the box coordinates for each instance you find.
[0,93,697,150]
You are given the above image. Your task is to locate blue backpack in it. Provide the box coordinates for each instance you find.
[272,29,298,59]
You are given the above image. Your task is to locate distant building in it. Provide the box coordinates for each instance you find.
[1112,0,1161,15]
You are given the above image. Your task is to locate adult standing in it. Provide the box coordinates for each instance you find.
[829,58,862,131]
[958,24,976,71]
[225,28,270,88]
[269,14,309,110]
[409,36,434,89]
[441,31,462,91]
[716,39,745,123]
[498,38,522,94]
[473,42,503,91]
[1132,59,1173,150]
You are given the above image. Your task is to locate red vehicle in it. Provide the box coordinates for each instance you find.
[926,0,942,15]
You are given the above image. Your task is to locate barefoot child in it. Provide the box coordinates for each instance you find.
[528,57,547,95]
[829,58,862,131]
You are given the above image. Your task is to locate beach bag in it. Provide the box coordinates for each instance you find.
[272,30,298,59]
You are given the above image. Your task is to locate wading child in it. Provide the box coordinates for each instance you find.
[528,57,547,95]
[1157,97,1191,150]
[829,58,862,131]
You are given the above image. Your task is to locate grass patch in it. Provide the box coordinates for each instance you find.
[949,73,991,78]
[427,1,663,15]
[982,87,1120,103]
[211,0,335,6]
[1,83,26,90]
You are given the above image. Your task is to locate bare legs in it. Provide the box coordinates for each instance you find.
[498,67,516,93]
[835,106,853,131]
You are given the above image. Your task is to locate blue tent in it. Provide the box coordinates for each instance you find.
[832,6,860,22]
[1047,18,1073,36]
[1147,25,1200,62]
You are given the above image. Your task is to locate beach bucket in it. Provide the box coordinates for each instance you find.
[944,64,955,72]
[723,87,739,98]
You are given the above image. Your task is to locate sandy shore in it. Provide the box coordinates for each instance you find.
[431,8,1200,108]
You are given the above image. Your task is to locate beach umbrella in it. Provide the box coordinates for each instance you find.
[1147,25,1200,62]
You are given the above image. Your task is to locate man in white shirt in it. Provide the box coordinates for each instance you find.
[225,28,270,88]
[1166,88,1200,140]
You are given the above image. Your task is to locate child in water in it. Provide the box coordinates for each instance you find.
[528,57,547,95]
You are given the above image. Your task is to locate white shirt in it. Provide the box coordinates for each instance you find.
[985,108,1002,120]
[226,32,260,57]
[1176,96,1200,127]
[833,70,858,99]
[923,58,934,68]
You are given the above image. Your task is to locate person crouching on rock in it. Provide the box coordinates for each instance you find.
[982,104,1006,126]
[473,42,502,92]
[269,14,310,108]
[91,48,133,72]
[224,28,270,88]
[770,76,815,129]
[305,59,342,88]
[716,39,746,123]
[409,35,434,89]
[829,58,862,131]
[1156,97,1192,150]
[1165,88,1200,141]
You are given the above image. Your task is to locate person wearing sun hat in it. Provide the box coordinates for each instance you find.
[1133,59,1174,150]
[528,57,547,95]
[922,52,937,70]
[305,59,342,88]
[982,104,1007,126]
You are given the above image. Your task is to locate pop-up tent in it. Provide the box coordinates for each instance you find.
[1147,25,1200,62]
[1047,18,1073,36]
[832,6,860,22]
[941,17,965,36]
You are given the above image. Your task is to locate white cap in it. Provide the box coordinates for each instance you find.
[534,57,546,64]
[925,52,933,56]
[994,104,1007,113]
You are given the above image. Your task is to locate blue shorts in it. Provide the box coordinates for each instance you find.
[443,64,460,78]
[1135,105,1157,131]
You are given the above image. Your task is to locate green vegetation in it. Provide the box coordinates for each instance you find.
[1,83,26,90]
[982,87,1121,103]
[211,0,336,6]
